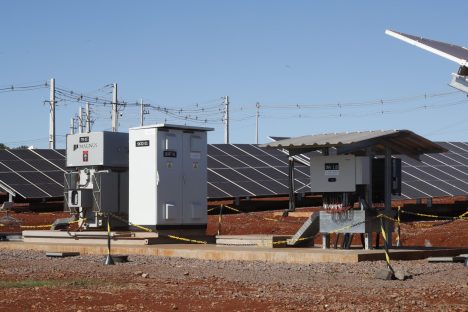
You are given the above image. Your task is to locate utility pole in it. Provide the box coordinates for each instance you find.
[140,99,144,126]
[48,78,55,149]
[70,117,75,135]
[111,83,118,132]
[256,102,260,144]
[224,96,229,144]
[86,102,91,133]
[139,99,150,127]
[78,106,84,134]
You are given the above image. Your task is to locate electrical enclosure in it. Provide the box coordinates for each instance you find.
[66,131,129,167]
[310,155,370,192]
[129,124,213,230]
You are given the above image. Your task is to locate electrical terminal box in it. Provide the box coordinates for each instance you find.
[310,155,370,193]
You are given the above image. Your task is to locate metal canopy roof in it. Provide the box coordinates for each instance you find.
[261,130,448,159]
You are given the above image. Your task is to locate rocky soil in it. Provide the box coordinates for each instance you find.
[0,249,466,311]
[0,207,466,311]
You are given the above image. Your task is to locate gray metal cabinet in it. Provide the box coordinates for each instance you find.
[129,124,212,230]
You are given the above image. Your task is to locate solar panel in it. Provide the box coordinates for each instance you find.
[1,144,468,201]
[31,149,66,169]
[207,144,310,198]
[0,149,65,199]
[385,29,468,66]
[0,172,51,198]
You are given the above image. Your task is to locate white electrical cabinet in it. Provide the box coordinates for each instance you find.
[129,124,213,230]
[310,155,370,192]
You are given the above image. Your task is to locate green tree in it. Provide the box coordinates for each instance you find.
[0,143,8,150]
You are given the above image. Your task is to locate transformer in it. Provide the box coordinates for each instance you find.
[128,124,213,231]
[64,131,129,229]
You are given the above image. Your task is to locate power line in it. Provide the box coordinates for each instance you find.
[260,98,468,120]
[0,81,49,94]
[232,90,462,112]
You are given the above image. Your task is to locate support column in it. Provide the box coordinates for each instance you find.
[288,157,296,211]
[364,232,372,250]
[365,149,373,249]
[322,233,330,249]
[384,146,393,248]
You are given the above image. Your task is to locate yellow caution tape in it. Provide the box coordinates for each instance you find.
[330,220,366,233]
[224,205,243,213]
[272,236,315,245]
[166,235,207,244]
[396,207,401,245]
[380,223,391,263]
[379,217,394,274]
[130,223,153,232]
[401,210,468,220]
[108,213,208,244]
[19,218,85,229]
[377,213,397,223]
[20,224,52,229]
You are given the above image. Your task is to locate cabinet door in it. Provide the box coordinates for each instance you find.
[182,133,207,224]
[156,131,183,224]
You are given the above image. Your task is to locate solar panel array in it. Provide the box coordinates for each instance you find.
[0,149,65,199]
[207,144,309,198]
[398,142,468,199]
[1,143,468,201]
[386,30,468,67]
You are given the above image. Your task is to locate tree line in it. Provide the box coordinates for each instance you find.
[0,143,29,150]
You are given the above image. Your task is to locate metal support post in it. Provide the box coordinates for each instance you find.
[217,204,224,236]
[284,156,296,216]
[384,147,393,248]
[364,232,372,250]
[111,83,118,132]
[322,233,330,249]
[48,78,56,149]
[365,149,373,249]
[104,214,114,265]
[396,206,402,247]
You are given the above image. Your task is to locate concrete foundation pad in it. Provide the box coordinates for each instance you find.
[1,242,467,264]
[216,235,290,248]
[272,211,314,218]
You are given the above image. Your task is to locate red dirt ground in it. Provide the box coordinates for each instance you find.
[0,206,467,311]
[1,205,467,248]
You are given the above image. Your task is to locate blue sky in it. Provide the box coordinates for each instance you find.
[2,1,468,148]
